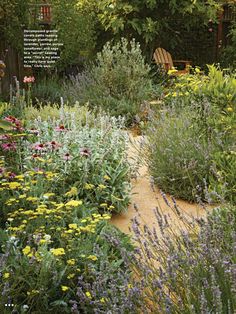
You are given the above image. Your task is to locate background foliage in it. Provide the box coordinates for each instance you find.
[96,0,220,63]
[51,0,98,70]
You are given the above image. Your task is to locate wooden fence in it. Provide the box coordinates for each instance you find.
[0,42,24,100]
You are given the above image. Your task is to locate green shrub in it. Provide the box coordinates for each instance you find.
[219,21,236,69]
[63,38,155,124]
[24,103,96,127]
[164,65,236,111]
[52,0,97,70]
[0,102,11,117]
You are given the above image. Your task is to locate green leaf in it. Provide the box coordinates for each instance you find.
[0,119,13,130]
[50,300,68,307]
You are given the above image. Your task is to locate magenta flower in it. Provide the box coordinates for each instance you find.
[80,147,91,158]
[1,142,17,151]
[55,125,67,132]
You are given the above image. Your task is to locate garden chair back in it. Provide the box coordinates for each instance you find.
[153,47,191,75]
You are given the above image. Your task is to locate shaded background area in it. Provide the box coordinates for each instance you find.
[0,1,236,99]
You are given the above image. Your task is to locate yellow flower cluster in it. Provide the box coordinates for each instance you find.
[65,200,82,207]
[50,248,65,256]
[1,159,113,298]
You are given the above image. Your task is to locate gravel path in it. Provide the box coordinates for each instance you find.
[111,133,210,234]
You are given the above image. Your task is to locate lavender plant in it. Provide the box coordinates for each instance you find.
[130,200,236,313]
[144,105,215,202]
[157,66,236,204]
[145,96,235,203]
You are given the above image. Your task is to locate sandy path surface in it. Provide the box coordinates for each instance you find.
[111,133,210,234]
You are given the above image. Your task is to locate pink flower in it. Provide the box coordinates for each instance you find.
[7,172,16,179]
[0,167,6,175]
[63,153,72,161]
[55,125,68,132]
[80,147,91,158]
[1,142,17,151]
[46,141,61,150]
[29,129,39,135]
[0,134,10,140]
[32,153,39,159]
[4,115,19,124]
[32,143,46,151]
[23,76,35,83]
[4,116,24,131]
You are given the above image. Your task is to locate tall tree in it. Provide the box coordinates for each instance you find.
[97,0,221,59]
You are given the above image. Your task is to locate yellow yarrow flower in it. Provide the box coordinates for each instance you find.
[55,203,64,209]
[26,196,38,202]
[103,175,111,181]
[19,194,27,199]
[100,203,108,208]
[8,182,21,189]
[85,291,92,299]
[87,255,98,261]
[227,107,233,112]
[65,187,78,197]
[15,175,24,181]
[3,272,10,279]
[50,248,65,256]
[61,285,69,292]
[102,214,111,220]
[22,245,31,256]
[65,200,82,207]
[67,259,76,266]
[98,184,106,189]
[43,193,55,198]
[167,68,178,75]
[5,198,17,205]
[84,183,95,190]
[68,223,77,229]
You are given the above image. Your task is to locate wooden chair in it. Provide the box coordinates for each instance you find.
[153,47,191,75]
